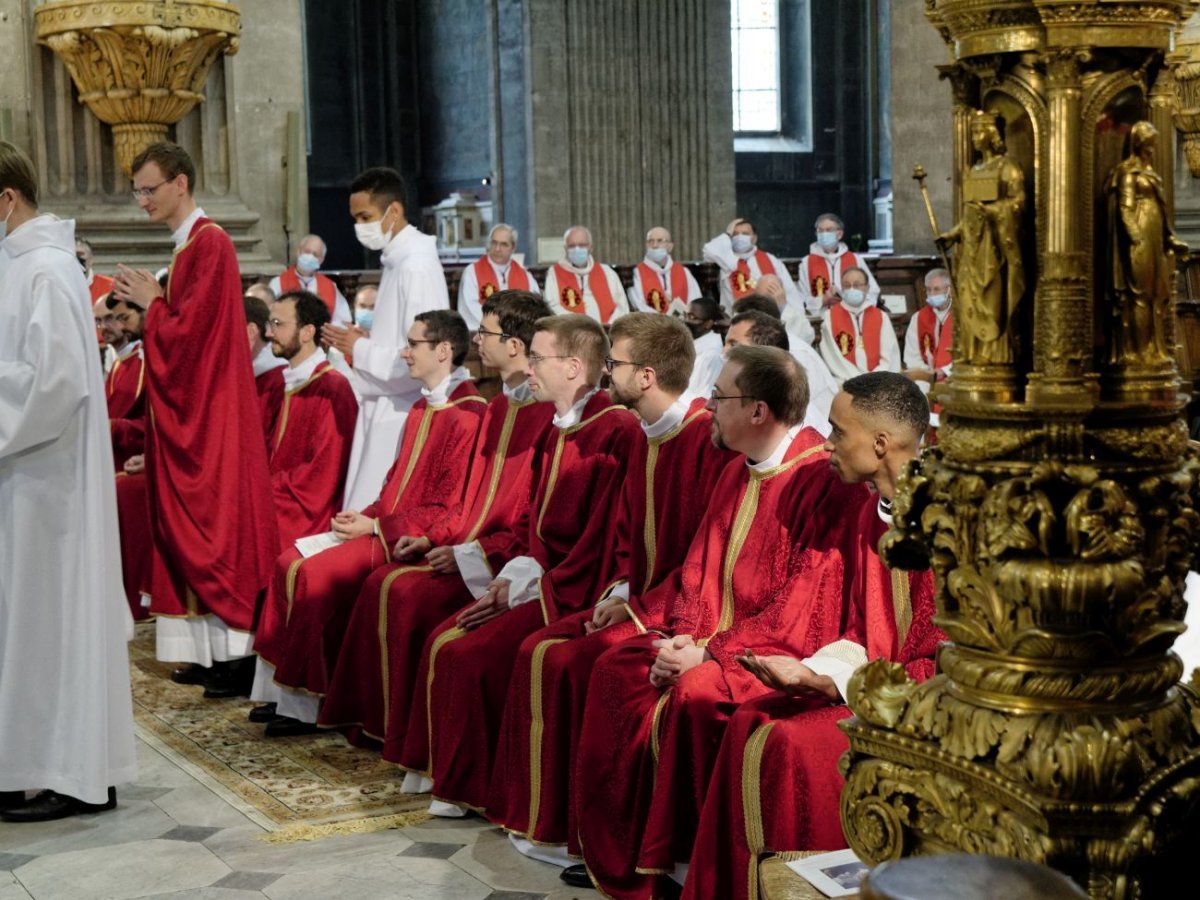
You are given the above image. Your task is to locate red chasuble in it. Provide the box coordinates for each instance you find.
[473,256,532,303]
[89,273,114,304]
[143,218,279,633]
[916,305,954,371]
[636,262,690,314]
[805,251,861,298]
[829,303,884,371]
[394,392,641,815]
[487,399,737,848]
[252,380,485,698]
[317,391,556,748]
[730,250,776,299]
[682,502,944,900]
[278,266,338,315]
[106,345,146,471]
[268,362,359,550]
[552,263,617,321]
[255,366,286,449]
[115,471,152,621]
[575,429,869,900]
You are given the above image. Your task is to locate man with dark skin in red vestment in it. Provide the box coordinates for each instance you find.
[570,346,868,898]
[112,141,279,698]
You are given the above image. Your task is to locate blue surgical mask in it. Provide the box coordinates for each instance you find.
[817,231,839,250]
[842,288,867,308]
[730,234,753,255]
[355,308,374,331]
[927,292,950,310]
[0,191,12,242]
[297,252,321,275]
[566,246,590,268]
[646,246,669,264]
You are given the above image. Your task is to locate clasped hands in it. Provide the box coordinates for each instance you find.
[391,536,460,575]
[649,634,708,688]
[330,510,374,541]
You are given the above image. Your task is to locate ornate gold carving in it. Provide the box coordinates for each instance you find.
[1171,41,1200,176]
[34,1,241,175]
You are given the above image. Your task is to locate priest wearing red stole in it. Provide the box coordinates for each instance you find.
[797,212,882,314]
[571,346,869,898]
[703,217,802,316]
[100,296,146,471]
[456,224,540,332]
[263,290,359,550]
[819,266,902,385]
[244,294,288,444]
[541,225,630,325]
[268,234,353,324]
[627,226,702,315]
[488,313,736,867]
[682,372,945,900]
[396,315,641,816]
[317,291,555,749]
[112,142,280,697]
[903,267,954,396]
[250,310,486,736]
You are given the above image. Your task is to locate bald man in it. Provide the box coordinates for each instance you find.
[542,225,629,324]
[270,233,352,324]
[628,226,702,315]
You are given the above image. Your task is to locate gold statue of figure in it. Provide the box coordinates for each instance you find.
[937,110,1026,365]
[1106,120,1190,367]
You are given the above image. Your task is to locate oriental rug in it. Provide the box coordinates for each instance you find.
[128,624,430,841]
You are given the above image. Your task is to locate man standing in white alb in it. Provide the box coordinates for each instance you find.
[0,140,136,822]
[456,223,540,332]
[321,167,449,509]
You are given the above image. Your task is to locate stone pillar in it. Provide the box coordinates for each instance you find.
[890,0,956,254]
[522,0,735,262]
[0,0,35,148]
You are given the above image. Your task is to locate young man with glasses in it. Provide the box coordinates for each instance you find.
[575,345,870,899]
[319,290,557,752]
[488,313,737,873]
[110,141,279,700]
[251,310,484,736]
[396,314,640,816]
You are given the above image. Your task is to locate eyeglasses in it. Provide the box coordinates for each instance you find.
[528,353,572,367]
[709,389,755,403]
[476,327,509,341]
[604,356,642,371]
[404,339,443,349]
[268,318,297,329]
[130,180,170,201]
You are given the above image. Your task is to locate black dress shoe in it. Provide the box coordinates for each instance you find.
[0,787,116,823]
[248,702,279,723]
[0,791,26,811]
[264,716,320,738]
[170,663,210,685]
[560,863,595,889]
[202,658,256,699]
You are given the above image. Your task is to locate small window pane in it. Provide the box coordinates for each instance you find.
[731,0,780,133]
[735,91,780,132]
[737,31,778,92]
[735,0,777,28]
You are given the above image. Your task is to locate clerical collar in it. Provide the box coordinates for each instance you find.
[117,339,141,361]
[423,366,471,404]
[554,386,601,429]
[503,378,533,402]
[878,496,894,524]
[748,424,803,472]
[252,343,286,378]
[172,207,206,248]
[283,347,326,390]
[642,394,691,439]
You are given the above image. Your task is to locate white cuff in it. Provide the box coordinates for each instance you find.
[605,580,631,604]
[497,555,544,608]
[804,639,869,703]
[453,541,494,597]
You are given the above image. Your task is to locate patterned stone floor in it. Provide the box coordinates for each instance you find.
[0,740,591,900]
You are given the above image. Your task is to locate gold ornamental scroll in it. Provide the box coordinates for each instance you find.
[34,0,241,176]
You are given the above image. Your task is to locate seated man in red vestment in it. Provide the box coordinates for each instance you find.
[264,290,359,550]
[244,294,287,445]
[570,345,870,899]
[486,312,737,866]
[317,290,555,750]
[682,372,945,900]
[395,315,641,817]
[250,309,485,736]
[112,141,279,698]
[100,295,146,471]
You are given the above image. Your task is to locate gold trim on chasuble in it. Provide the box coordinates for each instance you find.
[165,221,223,305]
[376,564,434,730]
[284,556,305,624]
[423,625,468,777]
[273,364,336,452]
[741,721,777,900]
[890,567,912,649]
[639,407,707,595]
[464,398,530,542]
[526,637,570,837]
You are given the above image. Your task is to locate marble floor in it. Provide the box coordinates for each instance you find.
[0,739,592,900]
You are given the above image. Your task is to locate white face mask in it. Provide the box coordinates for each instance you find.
[842,288,867,308]
[730,233,753,255]
[355,206,397,251]
[926,292,950,310]
[816,231,839,250]
[297,252,321,274]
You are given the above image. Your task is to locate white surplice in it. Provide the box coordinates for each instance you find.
[342,224,449,509]
[0,214,137,803]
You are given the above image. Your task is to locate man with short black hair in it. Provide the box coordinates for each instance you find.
[0,139,135,821]
[111,141,279,696]
[244,294,287,444]
[323,167,450,510]
[684,296,726,397]
[103,295,147,471]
